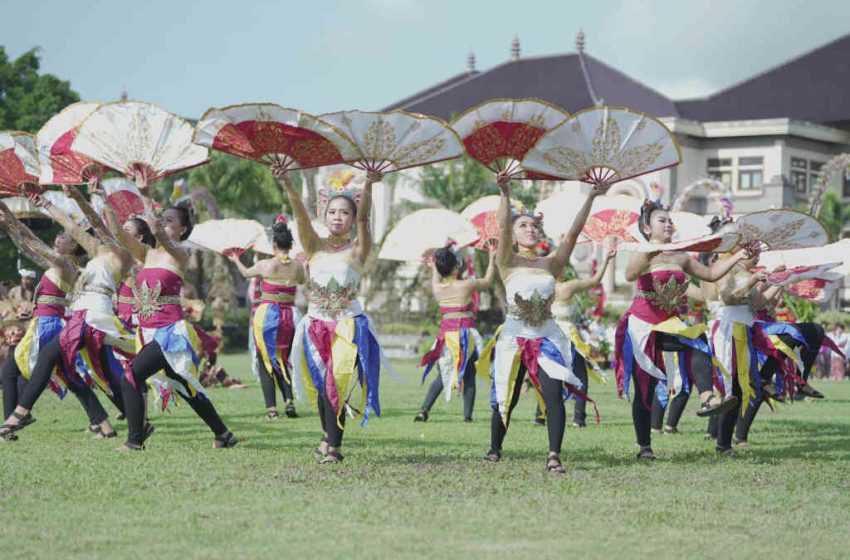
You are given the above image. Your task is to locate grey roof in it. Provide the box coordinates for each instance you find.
[382,53,679,120]
[675,33,850,126]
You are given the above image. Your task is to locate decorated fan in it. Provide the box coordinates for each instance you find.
[461,195,526,249]
[734,209,828,251]
[71,101,209,182]
[759,262,842,286]
[318,110,463,173]
[379,209,479,261]
[2,196,44,220]
[90,178,146,223]
[450,99,569,179]
[787,273,843,303]
[521,106,681,187]
[756,239,849,276]
[252,219,329,257]
[36,102,104,185]
[669,211,712,241]
[537,193,643,244]
[188,219,265,254]
[194,103,358,172]
[0,132,40,196]
[42,191,89,228]
[619,231,742,254]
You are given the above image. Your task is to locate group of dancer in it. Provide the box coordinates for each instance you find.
[0,167,839,472]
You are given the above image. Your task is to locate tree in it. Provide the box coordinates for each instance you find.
[0,47,79,132]
[817,190,850,242]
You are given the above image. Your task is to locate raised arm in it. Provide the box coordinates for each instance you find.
[685,249,749,282]
[548,183,610,275]
[354,171,381,263]
[272,166,322,256]
[0,201,67,270]
[496,175,514,268]
[719,266,765,305]
[31,193,99,256]
[469,247,497,292]
[558,248,616,298]
[64,182,113,243]
[137,174,189,265]
[226,252,264,278]
[624,251,656,282]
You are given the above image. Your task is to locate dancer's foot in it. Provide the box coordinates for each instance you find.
[546,453,566,474]
[696,395,738,417]
[213,430,238,449]
[636,446,656,461]
[284,401,298,418]
[463,416,473,423]
[115,412,126,421]
[715,445,735,456]
[413,409,428,422]
[0,410,36,441]
[651,428,662,435]
[91,426,118,439]
[143,422,156,442]
[663,426,679,435]
[265,409,280,421]
[733,438,749,448]
[114,442,143,452]
[482,449,501,462]
[319,450,344,465]
[798,384,824,399]
[571,421,586,428]
[314,436,329,458]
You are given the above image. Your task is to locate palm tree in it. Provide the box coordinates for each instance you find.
[817,191,850,241]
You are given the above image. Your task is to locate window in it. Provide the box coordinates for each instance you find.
[810,161,824,194]
[791,157,808,194]
[706,158,732,188]
[737,156,763,191]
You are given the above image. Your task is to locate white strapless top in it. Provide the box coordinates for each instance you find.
[504,268,556,327]
[307,250,362,320]
[72,256,118,313]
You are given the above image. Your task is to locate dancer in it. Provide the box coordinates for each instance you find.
[552,246,616,428]
[277,166,389,465]
[414,244,496,423]
[0,186,135,441]
[228,218,305,420]
[616,200,750,460]
[477,176,607,474]
[118,173,236,450]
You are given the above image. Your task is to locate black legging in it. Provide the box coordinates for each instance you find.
[15,336,120,425]
[420,359,476,420]
[317,393,346,447]
[2,346,28,419]
[490,365,566,454]
[122,341,228,446]
[257,355,294,409]
[650,348,713,430]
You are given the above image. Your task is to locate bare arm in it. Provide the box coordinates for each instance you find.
[354,171,380,264]
[0,202,67,270]
[64,183,113,243]
[684,250,747,282]
[138,178,189,266]
[548,185,609,274]
[32,194,99,255]
[624,251,656,282]
[469,248,497,291]
[496,176,514,268]
[94,181,148,262]
[558,249,616,298]
[227,253,265,278]
[719,268,765,305]
[273,168,322,256]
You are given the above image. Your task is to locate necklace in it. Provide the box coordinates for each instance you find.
[517,246,538,259]
[276,253,291,264]
[327,234,351,250]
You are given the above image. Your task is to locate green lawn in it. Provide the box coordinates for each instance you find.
[2,354,850,560]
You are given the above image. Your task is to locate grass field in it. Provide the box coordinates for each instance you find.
[2,354,850,560]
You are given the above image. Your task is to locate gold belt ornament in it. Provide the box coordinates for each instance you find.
[260,291,295,303]
[36,295,68,307]
[508,291,555,327]
[307,277,358,319]
[132,280,181,320]
[635,275,688,314]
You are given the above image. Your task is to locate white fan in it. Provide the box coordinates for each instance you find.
[759,239,850,276]
[0,131,40,195]
[669,211,712,241]
[36,101,102,185]
[318,110,464,173]
[72,101,209,181]
[618,232,741,254]
[734,209,828,251]
[90,178,146,223]
[188,219,265,254]
[379,209,479,261]
[521,106,681,186]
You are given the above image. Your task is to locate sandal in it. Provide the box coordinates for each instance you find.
[798,384,824,399]
[413,410,428,422]
[115,442,143,452]
[546,453,566,474]
[265,410,280,421]
[715,445,735,456]
[91,426,118,439]
[761,383,785,403]
[636,446,656,461]
[733,438,749,448]
[696,395,738,417]
[314,436,329,458]
[115,412,126,421]
[663,426,679,435]
[284,402,298,418]
[319,451,344,465]
[213,430,238,449]
[143,422,156,442]
[0,411,36,440]
[482,450,501,463]
[571,421,586,429]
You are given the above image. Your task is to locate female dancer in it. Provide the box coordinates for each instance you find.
[0,185,136,441]
[616,200,749,460]
[277,166,388,465]
[414,244,495,423]
[552,246,615,428]
[118,173,236,450]
[476,176,606,473]
[0,200,113,438]
[228,218,305,420]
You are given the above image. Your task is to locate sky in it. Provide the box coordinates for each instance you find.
[3,0,850,119]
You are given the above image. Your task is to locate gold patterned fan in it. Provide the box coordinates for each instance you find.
[734,209,828,251]
[36,102,104,185]
[521,106,681,187]
[0,131,40,196]
[317,110,463,173]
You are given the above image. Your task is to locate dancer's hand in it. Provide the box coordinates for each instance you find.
[496,173,510,194]
[366,170,383,184]
[592,181,612,196]
[270,161,288,180]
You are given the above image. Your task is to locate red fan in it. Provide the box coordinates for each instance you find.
[0,132,40,196]
[536,192,642,243]
[194,103,359,171]
[461,195,526,249]
[786,274,843,303]
[451,99,569,179]
[37,102,105,185]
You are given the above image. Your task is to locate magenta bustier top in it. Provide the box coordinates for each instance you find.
[135,267,184,328]
[33,273,68,318]
[258,281,296,307]
[629,269,688,323]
